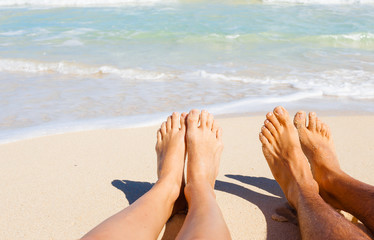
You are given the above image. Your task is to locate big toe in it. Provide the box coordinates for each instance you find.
[187,109,200,129]
[273,106,291,126]
[294,111,307,130]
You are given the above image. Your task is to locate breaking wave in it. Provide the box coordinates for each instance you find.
[0,0,373,7]
[0,58,173,80]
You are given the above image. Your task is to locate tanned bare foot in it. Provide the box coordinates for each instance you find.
[185,109,223,192]
[294,111,344,209]
[259,106,318,209]
[156,112,188,210]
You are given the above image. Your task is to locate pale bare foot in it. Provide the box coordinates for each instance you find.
[156,112,187,204]
[185,110,223,191]
[175,110,231,240]
[294,111,344,209]
[259,106,318,209]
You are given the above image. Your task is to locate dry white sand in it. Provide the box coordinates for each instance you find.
[0,114,373,240]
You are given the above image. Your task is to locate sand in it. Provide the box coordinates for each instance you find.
[0,113,373,240]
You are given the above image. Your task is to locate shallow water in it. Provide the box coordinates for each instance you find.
[0,0,373,142]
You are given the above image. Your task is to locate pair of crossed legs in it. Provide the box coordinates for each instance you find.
[260,106,374,240]
[81,110,231,240]
[82,107,374,240]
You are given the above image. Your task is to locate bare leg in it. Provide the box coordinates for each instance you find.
[176,110,231,240]
[81,112,187,240]
[294,111,374,234]
[260,106,370,240]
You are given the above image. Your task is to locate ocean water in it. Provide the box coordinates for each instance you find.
[0,0,374,142]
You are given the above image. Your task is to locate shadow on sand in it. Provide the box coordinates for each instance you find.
[112,179,185,240]
[216,174,300,240]
[112,174,300,240]
[112,179,153,204]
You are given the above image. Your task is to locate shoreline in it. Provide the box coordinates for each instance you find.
[1,108,374,145]
[1,114,373,239]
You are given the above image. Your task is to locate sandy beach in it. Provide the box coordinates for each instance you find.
[1,113,373,240]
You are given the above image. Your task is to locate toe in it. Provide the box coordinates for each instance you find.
[266,111,281,130]
[166,116,172,132]
[157,129,162,142]
[321,124,327,136]
[294,111,307,129]
[325,126,331,138]
[321,123,331,138]
[187,109,200,129]
[217,127,223,140]
[325,125,331,138]
[259,132,269,146]
[273,106,290,126]
[261,125,275,144]
[316,118,322,132]
[180,112,187,131]
[207,113,214,130]
[171,112,180,129]
[308,112,317,131]
[264,119,278,137]
[200,110,208,128]
[212,120,218,132]
[161,122,167,135]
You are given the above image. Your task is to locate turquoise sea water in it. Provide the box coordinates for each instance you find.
[0,0,374,142]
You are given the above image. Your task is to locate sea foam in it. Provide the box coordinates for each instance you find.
[1,57,372,100]
[263,0,374,4]
[0,0,175,7]
[0,30,25,36]
[0,0,373,6]
[0,58,173,80]
[0,4,373,144]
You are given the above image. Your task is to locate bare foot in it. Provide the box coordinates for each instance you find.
[294,111,344,209]
[259,106,318,209]
[156,112,187,203]
[185,110,223,191]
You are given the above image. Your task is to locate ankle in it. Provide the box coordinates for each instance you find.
[293,186,320,210]
[184,182,216,204]
[295,187,324,211]
[318,167,345,193]
[155,178,182,202]
[289,180,319,210]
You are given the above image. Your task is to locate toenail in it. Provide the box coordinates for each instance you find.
[310,112,316,116]
[265,120,269,124]
[267,112,272,117]
[275,107,283,115]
